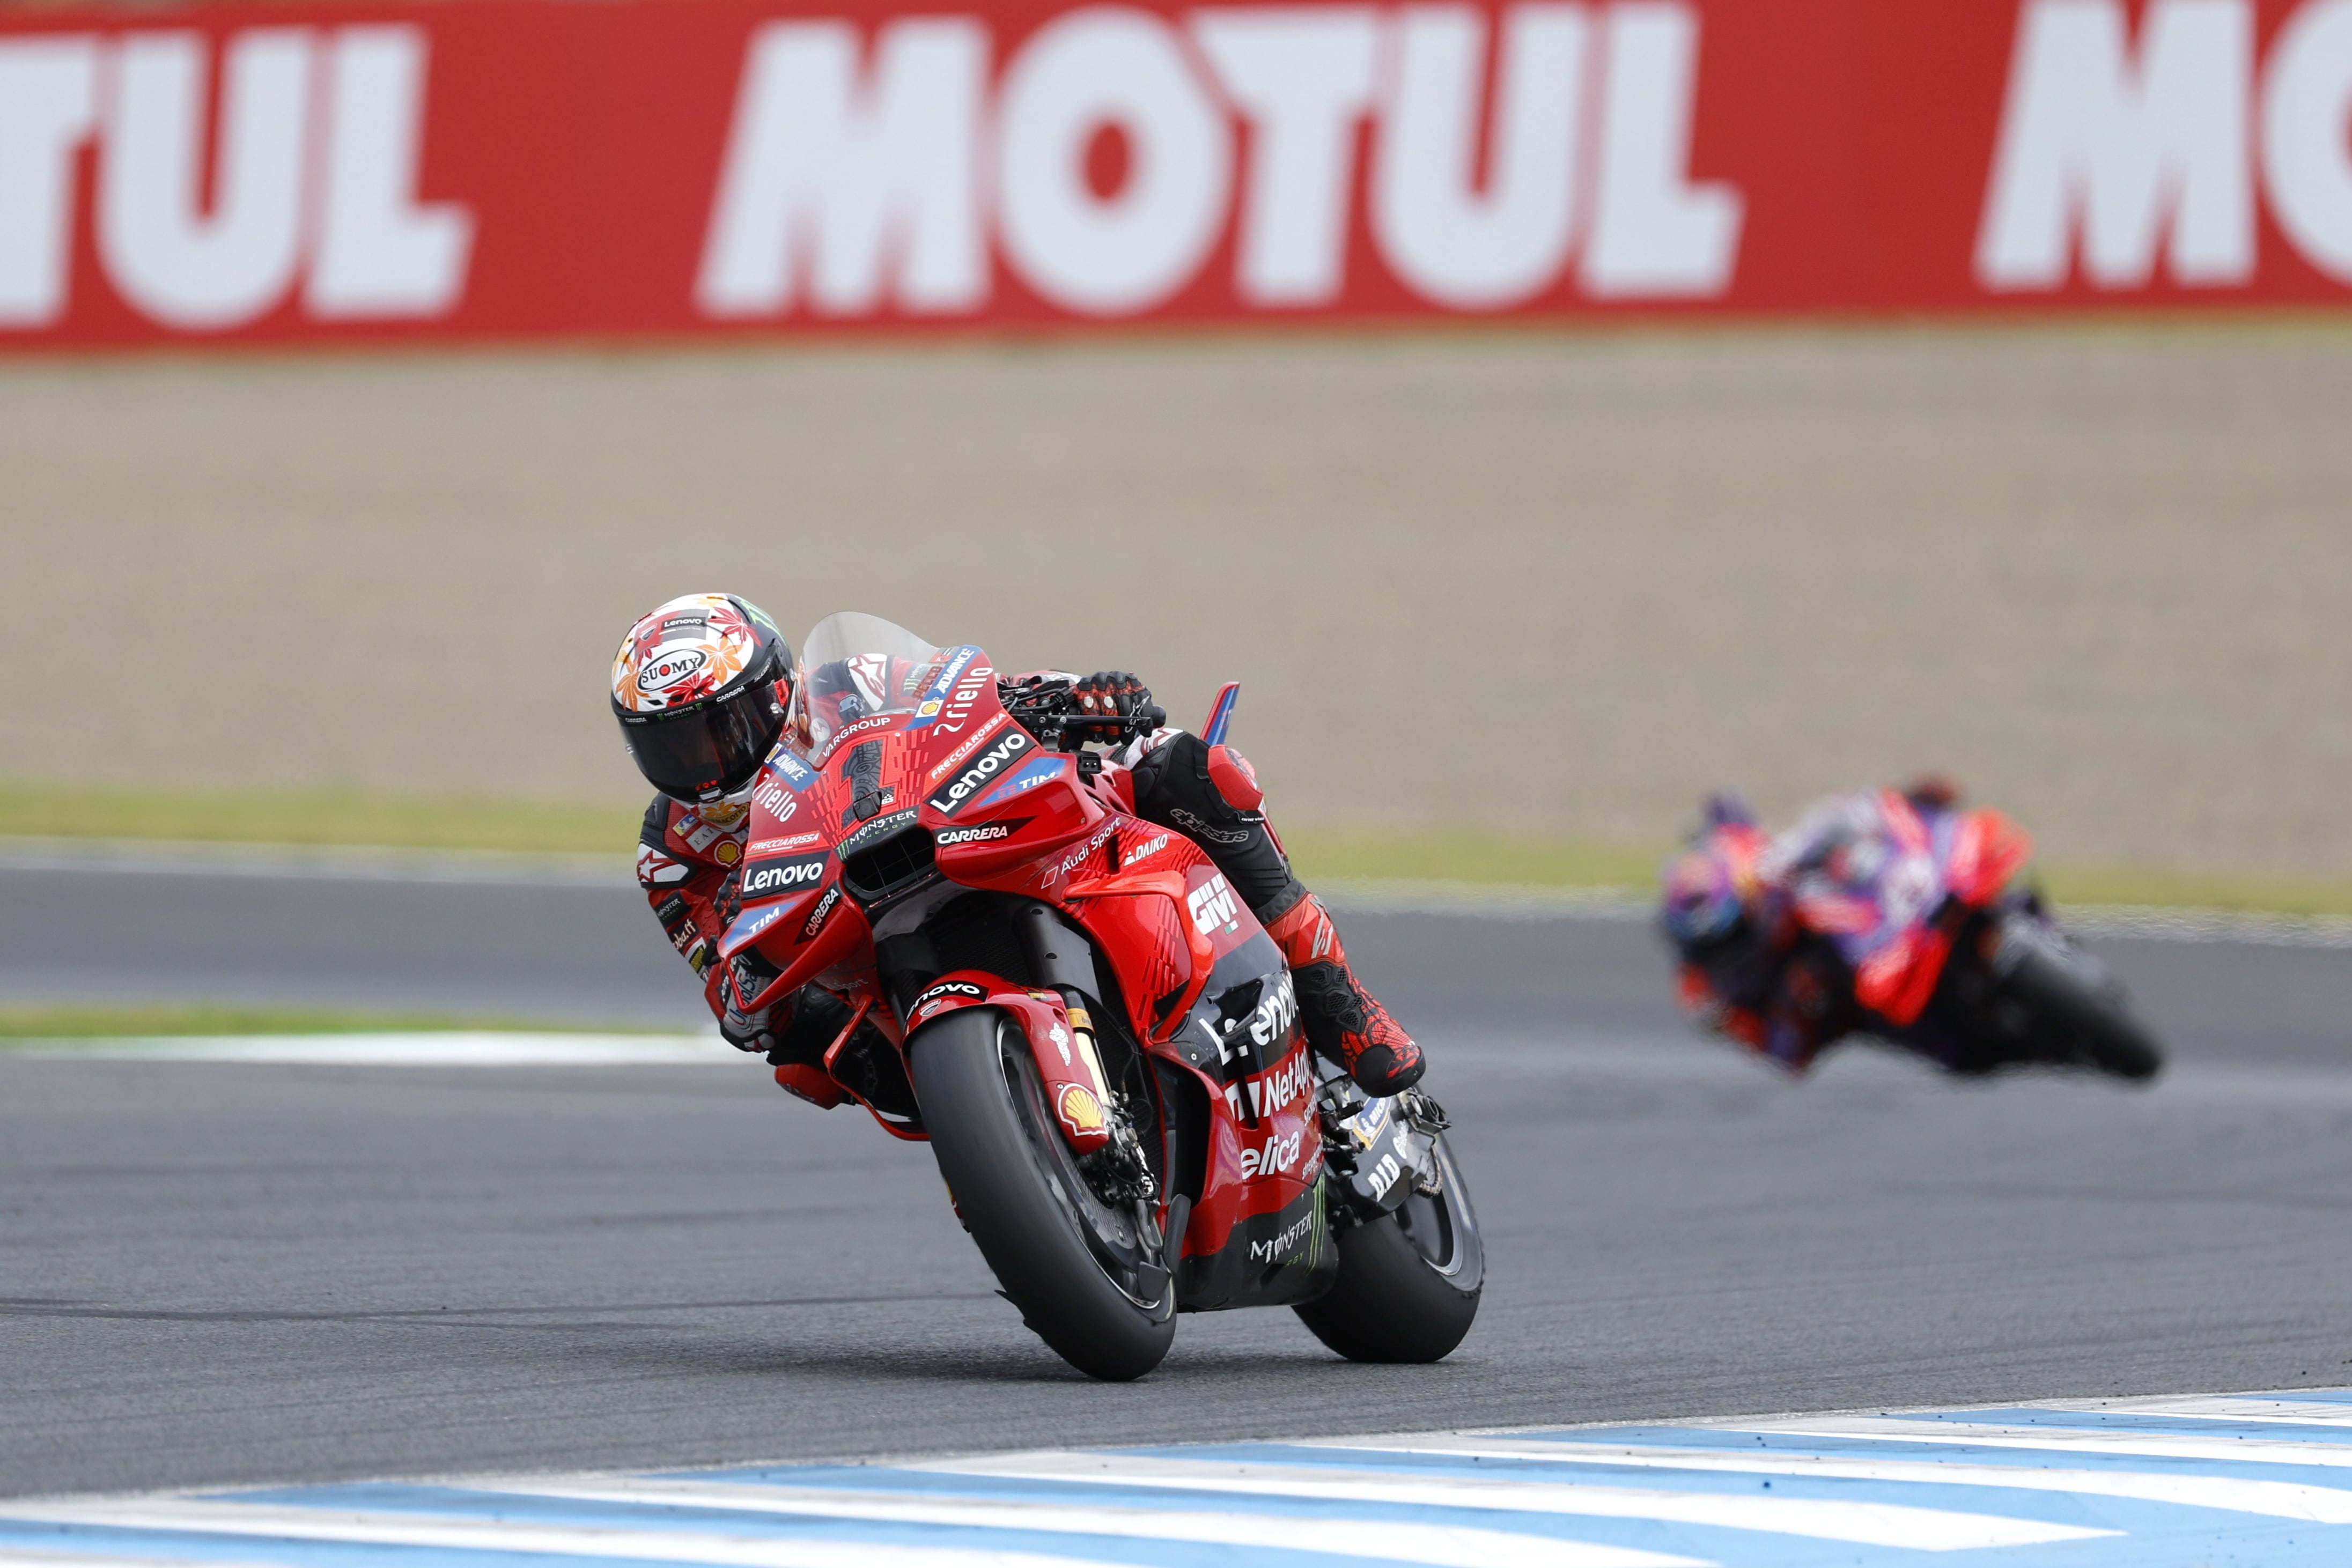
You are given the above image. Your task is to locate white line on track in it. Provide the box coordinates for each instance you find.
[0,1503,1125,1568]
[4,1034,732,1065]
[1302,1436,2352,1521]
[1726,1416,2352,1467]
[470,1479,1701,1568]
[2036,1395,2352,1426]
[909,1453,2112,1550]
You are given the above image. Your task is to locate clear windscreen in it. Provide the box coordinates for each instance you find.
[791,612,945,752]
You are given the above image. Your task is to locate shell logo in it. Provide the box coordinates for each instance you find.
[1056,1082,1105,1138]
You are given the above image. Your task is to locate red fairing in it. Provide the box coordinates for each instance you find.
[6,0,2350,353]
[711,641,1325,1285]
[903,971,1112,1153]
[1946,809,2035,907]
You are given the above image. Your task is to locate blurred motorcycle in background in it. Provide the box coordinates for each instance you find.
[1662,785,2164,1082]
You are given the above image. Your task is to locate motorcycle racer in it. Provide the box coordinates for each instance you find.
[1662,779,1962,1073]
[614,599,1424,1098]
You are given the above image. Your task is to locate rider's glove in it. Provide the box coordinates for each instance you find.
[720,999,777,1054]
[1071,671,1164,739]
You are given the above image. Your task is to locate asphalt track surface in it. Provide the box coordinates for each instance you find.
[5,863,2352,1500]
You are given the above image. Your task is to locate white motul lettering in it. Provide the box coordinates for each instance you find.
[1975,0,2253,290]
[100,29,313,329]
[697,18,988,317]
[2263,0,2352,283]
[1581,2,1743,298]
[1371,4,1586,310]
[306,27,473,319]
[0,37,97,327]
[997,6,1232,316]
[1191,7,1378,306]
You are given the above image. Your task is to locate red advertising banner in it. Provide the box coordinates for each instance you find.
[1,0,2348,346]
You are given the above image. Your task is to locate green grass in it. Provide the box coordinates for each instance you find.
[0,1003,680,1039]
[0,779,637,856]
[9,780,2352,918]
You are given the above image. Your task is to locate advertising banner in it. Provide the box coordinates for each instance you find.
[2,0,2349,346]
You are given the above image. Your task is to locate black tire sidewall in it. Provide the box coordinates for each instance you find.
[909,1007,1176,1380]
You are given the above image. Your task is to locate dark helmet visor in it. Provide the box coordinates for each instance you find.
[621,685,782,801]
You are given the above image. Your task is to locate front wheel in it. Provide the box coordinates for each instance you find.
[909,1008,1176,1381]
[1941,916,2164,1082]
[1294,1134,1483,1363]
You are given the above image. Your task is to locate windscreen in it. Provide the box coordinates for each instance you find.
[791,612,944,753]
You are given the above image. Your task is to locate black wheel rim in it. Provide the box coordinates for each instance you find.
[993,1022,1174,1318]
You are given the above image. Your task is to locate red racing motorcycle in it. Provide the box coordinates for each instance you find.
[715,613,1480,1380]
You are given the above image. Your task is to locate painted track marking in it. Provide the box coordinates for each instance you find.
[10,1389,2352,1566]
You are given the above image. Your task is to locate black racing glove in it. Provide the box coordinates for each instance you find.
[1071,671,1165,741]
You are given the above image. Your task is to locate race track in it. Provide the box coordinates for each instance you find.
[5,859,2352,1505]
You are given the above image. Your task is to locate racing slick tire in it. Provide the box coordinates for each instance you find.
[910,1007,1177,1381]
[1994,943,2165,1082]
[1293,1134,1483,1363]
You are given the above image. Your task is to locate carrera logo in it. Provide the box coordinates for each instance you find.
[1189,874,1241,936]
[935,820,1021,845]
[749,831,820,854]
[798,883,841,941]
[635,647,706,692]
[740,853,827,898]
[925,711,1009,783]
[925,727,1034,816]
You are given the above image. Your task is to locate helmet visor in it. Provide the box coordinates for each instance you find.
[621,688,781,801]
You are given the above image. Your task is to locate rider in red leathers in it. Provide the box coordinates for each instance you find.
[613,597,1424,1100]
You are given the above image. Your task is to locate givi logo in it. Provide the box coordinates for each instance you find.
[697,2,1745,321]
[0,25,471,330]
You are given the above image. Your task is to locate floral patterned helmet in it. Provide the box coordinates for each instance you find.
[610,594,794,803]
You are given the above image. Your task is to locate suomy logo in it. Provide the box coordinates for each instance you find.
[636,647,707,693]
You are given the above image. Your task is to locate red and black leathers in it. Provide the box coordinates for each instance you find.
[637,796,856,1094]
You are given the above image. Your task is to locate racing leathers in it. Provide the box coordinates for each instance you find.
[1669,782,1963,1073]
[635,669,1424,1100]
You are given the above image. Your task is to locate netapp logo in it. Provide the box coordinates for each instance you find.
[925,727,1033,817]
[740,853,827,898]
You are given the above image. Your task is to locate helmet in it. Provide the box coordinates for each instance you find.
[1661,829,1763,948]
[610,594,795,803]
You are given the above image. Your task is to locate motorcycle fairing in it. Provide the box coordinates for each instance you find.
[903,970,1112,1154]
[1787,792,2038,1027]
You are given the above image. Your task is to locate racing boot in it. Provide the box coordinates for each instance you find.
[1261,887,1425,1096]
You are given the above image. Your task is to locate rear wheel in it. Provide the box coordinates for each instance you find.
[1942,916,2164,1082]
[909,1008,1176,1380]
[1293,1134,1483,1363]
[1991,944,2164,1081]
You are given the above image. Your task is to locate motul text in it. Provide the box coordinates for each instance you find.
[2,0,2348,347]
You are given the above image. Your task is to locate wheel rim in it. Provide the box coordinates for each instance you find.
[1390,1136,1477,1280]
[992,1022,1174,1318]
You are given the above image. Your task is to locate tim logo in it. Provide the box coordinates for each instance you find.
[1189,874,1240,937]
